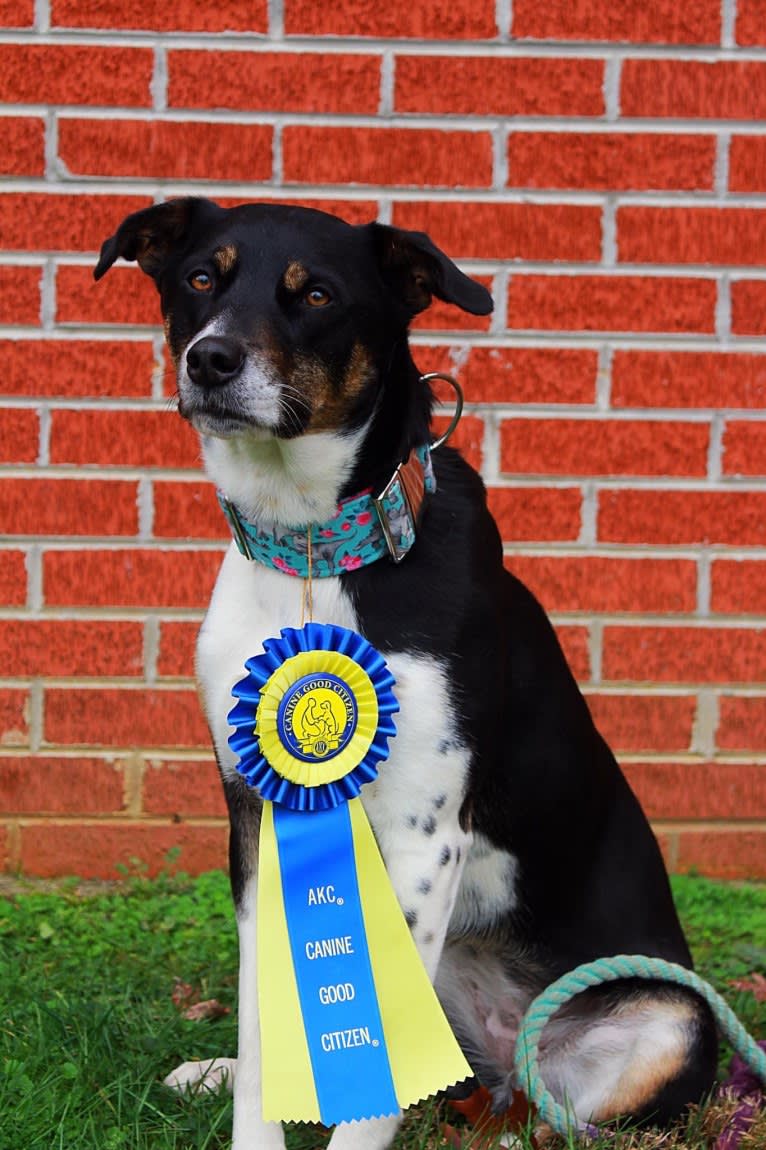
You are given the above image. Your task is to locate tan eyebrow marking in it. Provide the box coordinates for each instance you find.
[283,261,309,292]
[213,244,238,275]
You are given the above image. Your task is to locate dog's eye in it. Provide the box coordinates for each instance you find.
[304,286,331,308]
[188,270,213,293]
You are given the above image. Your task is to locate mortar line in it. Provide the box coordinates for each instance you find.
[378,49,395,117]
[151,44,168,113]
[722,0,737,48]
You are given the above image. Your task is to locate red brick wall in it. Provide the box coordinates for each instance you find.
[2,1,765,880]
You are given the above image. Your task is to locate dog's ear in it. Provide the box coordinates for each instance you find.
[94,197,217,282]
[367,223,493,317]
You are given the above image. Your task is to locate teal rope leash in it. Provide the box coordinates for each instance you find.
[513,954,766,1136]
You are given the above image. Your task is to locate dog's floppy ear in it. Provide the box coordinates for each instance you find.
[94,197,217,282]
[367,223,493,317]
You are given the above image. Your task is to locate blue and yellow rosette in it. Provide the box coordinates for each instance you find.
[228,622,471,1127]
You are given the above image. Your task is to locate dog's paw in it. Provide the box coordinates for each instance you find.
[163,1056,236,1095]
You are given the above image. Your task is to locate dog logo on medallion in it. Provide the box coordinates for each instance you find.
[277,673,358,761]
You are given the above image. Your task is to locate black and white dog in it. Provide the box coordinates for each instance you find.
[96,198,716,1148]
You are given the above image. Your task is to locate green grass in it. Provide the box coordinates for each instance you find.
[0,870,764,1149]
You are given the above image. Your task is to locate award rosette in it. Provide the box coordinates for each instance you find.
[228,622,471,1126]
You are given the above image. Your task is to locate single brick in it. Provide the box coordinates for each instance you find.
[157,621,199,677]
[612,350,766,409]
[507,275,715,334]
[618,207,766,266]
[712,560,766,614]
[395,56,604,116]
[675,831,766,881]
[599,490,766,546]
[59,119,273,181]
[0,479,138,536]
[586,693,696,752]
[0,193,150,253]
[555,624,591,680]
[413,346,598,405]
[738,0,766,45]
[500,418,709,477]
[623,761,766,820]
[622,60,766,120]
[723,421,766,477]
[142,758,226,817]
[0,340,156,399]
[393,202,601,262]
[57,265,159,326]
[489,487,582,542]
[0,267,41,325]
[731,280,766,336]
[44,686,210,747]
[0,44,153,106]
[153,482,227,540]
[512,0,719,42]
[0,688,29,747]
[0,0,33,24]
[43,548,222,607]
[50,410,200,468]
[282,126,493,188]
[509,132,715,191]
[730,136,766,193]
[0,620,143,677]
[603,625,766,684]
[0,552,26,606]
[52,0,267,31]
[718,695,766,750]
[0,409,38,463]
[507,556,696,614]
[0,756,125,814]
[169,51,380,114]
[284,0,497,38]
[0,117,45,176]
[19,821,227,879]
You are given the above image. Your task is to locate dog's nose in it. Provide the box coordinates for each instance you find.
[186,336,246,388]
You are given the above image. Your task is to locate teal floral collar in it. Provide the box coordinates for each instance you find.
[217,446,436,578]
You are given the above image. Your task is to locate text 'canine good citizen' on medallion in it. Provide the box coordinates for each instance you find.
[277,672,358,762]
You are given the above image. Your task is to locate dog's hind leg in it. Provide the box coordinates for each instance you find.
[525,985,717,1133]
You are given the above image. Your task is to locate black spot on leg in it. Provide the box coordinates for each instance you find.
[439,845,452,866]
[404,909,418,928]
[433,793,447,810]
[423,931,434,945]
[455,846,462,864]
[437,739,451,754]
[422,815,437,836]
[417,878,432,895]
[406,814,417,828]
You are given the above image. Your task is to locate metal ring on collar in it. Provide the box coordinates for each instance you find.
[421,372,464,451]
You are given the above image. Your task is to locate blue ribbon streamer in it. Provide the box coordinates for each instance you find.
[274,802,399,1125]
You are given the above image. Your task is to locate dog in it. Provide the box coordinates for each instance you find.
[95,198,717,1149]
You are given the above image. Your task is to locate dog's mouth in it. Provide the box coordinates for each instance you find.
[187,410,257,439]
[177,392,266,439]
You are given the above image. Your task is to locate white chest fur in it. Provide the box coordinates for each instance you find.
[196,547,471,849]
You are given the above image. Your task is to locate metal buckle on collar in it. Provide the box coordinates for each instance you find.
[218,495,256,560]
[372,450,427,564]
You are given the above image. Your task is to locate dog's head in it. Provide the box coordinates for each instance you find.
[95,198,492,446]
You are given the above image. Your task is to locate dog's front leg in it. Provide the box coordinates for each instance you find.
[233,875,286,1150]
[325,794,472,1150]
